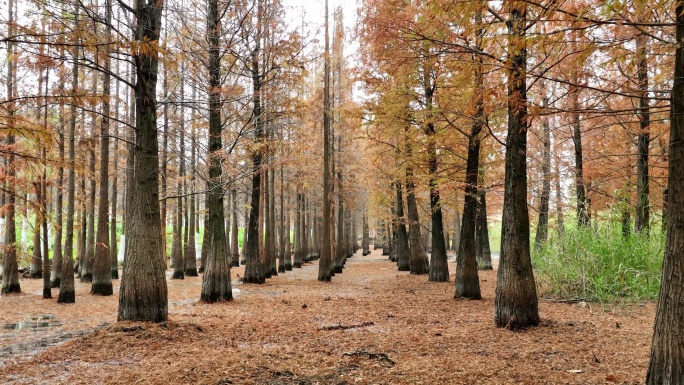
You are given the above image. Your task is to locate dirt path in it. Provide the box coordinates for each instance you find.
[0,249,653,384]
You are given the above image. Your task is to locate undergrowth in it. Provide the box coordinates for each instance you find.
[532,225,664,303]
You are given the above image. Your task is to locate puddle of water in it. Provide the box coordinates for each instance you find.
[3,314,62,331]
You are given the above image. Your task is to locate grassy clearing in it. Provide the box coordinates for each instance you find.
[532,225,664,302]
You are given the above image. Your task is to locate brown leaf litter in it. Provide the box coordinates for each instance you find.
[0,249,655,384]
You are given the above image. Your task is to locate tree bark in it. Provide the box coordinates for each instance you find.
[1,7,19,292]
[635,27,650,234]
[534,80,551,249]
[476,189,493,270]
[117,0,168,322]
[646,3,684,382]
[92,0,114,295]
[185,108,198,277]
[231,189,240,267]
[395,182,410,271]
[405,168,429,275]
[455,27,485,296]
[201,0,232,300]
[319,0,333,281]
[244,0,266,284]
[494,2,539,329]
[58,4,79,303]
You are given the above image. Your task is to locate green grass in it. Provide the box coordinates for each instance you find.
[532,225,664,302]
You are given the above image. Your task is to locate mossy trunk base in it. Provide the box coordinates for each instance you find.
[91,282,113,296]
[57,290,75,303]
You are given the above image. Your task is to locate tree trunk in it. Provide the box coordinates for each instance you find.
[240,190,249,265]
[31,208,43,278]
[1,6,19,293]
[57,4,79,303]
[77,172,87,279]
[293,191,302,268]
[200,0,232,300]
[319,0,333,281]
[635,28,650,234]
[395,182,410,271]
[362,208,370,256]
[171,72,185,280]
[571,47,590,227]
[284,193,292,270]
[646,4,684,382]
[110,47,121,280]
[117,0,168,322]
[269,161,277,276]
[534,80,551,249]
[231,189,240,267]
[494,2,539,329]
[92,0,114,294]
[554,138,565,237]
[185,109,198,277]
[455,28,484,296]
[424,73,448,282]
[406,166,429,274]
[244,0,266,284]
[476,189,493,270]
[51,112,65,288]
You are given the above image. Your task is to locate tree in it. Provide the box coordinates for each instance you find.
[634,4,650,234]
[243,0,266,284]
[494,1,539,329]
[91,0,114,295]
[455,7,485,298]
[58,3,80,304]
[117,0,168,322]
[394,182,410,271]
[200,0,232,302]
[319,0,333,281]
[1,0,20,295]
[646,1,684,381]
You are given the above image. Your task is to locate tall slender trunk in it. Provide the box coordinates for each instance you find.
[110,43,121,280]
[571,45,590,227]
[319,0,333,281]
[534,80,551,249]
[171,71,186,280]
[554,136,565,237]
[406,160,429,274]
[476,188,492,270]
[231,189,240,266]
[455,16,484,295]
[185,99,198,277]
[40,65,50,297]
[268,158,277,276]
[395,182,410,271]
[494,2,539,329]
[422,62,448,281]
[244,0,265,284]
[277,167,286,273]
[293,190,302,268]
[361,207,370,256]
[284,193,292,270]
[635,29,650,234]
[201,0,231,301]
[58,4,80,303]
[51,88,65,287]
[92,0,114,294]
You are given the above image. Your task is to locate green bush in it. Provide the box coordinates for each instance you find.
[532,225,664,302]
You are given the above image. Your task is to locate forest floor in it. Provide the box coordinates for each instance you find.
[0,249,653,384]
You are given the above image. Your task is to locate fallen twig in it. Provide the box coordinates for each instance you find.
[342,349,395,366]
[318,321,374,331]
